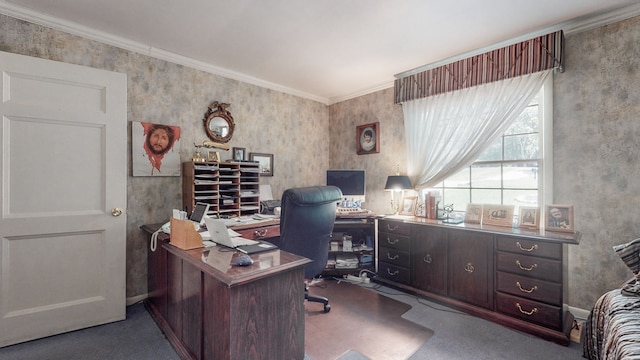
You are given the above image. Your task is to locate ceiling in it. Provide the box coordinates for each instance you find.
[2,0,639,104]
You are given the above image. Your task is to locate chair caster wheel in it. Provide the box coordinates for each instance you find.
[324,304,331,313]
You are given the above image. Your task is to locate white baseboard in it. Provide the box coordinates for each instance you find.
[568,305,590,321]
[126,293,148,306]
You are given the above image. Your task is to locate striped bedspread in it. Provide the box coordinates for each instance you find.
[584,288,640,359]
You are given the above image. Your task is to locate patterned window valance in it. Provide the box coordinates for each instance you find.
[394,30,564,104]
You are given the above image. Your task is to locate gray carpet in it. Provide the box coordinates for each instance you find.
[0,285,584,360]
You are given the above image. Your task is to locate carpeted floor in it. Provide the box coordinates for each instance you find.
[305,279,433,360]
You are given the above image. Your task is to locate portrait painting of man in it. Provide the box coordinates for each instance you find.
[133,121,181,176]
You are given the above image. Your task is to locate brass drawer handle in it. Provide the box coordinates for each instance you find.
[464,262,474,273]
[386,224,399,231]
[516,281,538,294]
[386,237,399,245]
[424,254,433,264]
[254,229,268,238]
[516,241,538,252]
[386,268,399,276]
[516,303,538,316]
[516,260,537,271]
[387,253,399,260]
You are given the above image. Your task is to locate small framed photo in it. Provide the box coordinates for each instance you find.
[207,151,220,162]
[356,122,380,155]
[232,147,245,161]
[415,201,427,218]
[519,207,539,229]
[399,196,417,216]
[249,152,274,176]
[464,204,483,224]
[545,205,574,232]
[482,204,515,227]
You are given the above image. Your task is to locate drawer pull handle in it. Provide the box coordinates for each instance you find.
[387,253,399,260]
[516,303,538,316]
[516,242,538,252]
[516,260,537,271]
[424,254,433,264]
[386,237,399,245]
[386,268,399,276]
[386,224,399,231]
[464,262,475,273]
[254,229,268,238]
[516,281,538,294]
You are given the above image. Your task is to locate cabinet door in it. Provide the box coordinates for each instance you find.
[448,230,494,309]
[411,226,447,295]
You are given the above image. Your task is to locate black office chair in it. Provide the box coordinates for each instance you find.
[278,185,342,313]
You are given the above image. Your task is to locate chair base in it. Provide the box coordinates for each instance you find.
[305,283,330,313]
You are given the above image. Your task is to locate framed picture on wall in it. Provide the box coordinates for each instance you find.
[249,152,274,176]
[545,205,574,232]
[356,122,380,155]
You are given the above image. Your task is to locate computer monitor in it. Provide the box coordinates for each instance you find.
[326,170,365,205]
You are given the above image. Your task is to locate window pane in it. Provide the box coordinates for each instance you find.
[443,167,469,188]
[471,164,501,188]
[505,189,538,210]
[504,133,539,160]
[442,188,470,212]
[476,137,502,162]
[505,106,539,135]
[471,189,501,204]
[503,163,539,188]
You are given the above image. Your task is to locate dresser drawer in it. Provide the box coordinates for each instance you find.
[496,292,562,330]
[497,252,562,283]
[379,220,411,236]
[378,232,411,252]
[496,272,562,305]
[378,262,411,284]
[496,237,562,260]
[378,247,411,268]
[235,224,280,240]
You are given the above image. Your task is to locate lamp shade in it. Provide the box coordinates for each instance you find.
[384,175,412,191]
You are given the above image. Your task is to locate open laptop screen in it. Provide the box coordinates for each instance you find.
[190,202,210,224]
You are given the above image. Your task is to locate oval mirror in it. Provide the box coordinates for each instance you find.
[203,101,235,143]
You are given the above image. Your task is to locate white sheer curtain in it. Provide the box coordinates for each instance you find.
[402,70,551,190]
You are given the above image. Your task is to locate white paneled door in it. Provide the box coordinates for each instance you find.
[0,51,127,347]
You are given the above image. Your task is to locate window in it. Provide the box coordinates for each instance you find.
[423,78,552,216]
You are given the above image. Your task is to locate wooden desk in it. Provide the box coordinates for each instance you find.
[142,224,310,360]
[229,218,280,240]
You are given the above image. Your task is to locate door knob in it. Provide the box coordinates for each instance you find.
[111,208,123,217]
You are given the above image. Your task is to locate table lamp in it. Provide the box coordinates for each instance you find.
[384,174,412,214]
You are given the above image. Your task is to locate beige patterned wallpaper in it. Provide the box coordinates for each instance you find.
[2,13,640,311]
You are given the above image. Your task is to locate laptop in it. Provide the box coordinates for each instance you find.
[203,217,278,254]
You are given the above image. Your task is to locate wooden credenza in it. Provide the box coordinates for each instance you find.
[142,224,310,360]
[376,216,580,345]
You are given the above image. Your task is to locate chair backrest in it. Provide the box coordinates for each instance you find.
[279,186,343,279]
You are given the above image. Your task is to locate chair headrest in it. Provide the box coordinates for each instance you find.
[282,186,343,206]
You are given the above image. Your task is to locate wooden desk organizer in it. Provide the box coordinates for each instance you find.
[169,218,203,250]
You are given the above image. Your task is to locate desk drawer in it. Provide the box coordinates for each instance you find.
[497,252,562,283]
[379,220,411,236]
[379,262,411,285]
[235,225,280,240]
[379,232,411,252]
[496,292,562,330]
[379,247,411,268]
[496,237,562,260]
[496,272,562,305]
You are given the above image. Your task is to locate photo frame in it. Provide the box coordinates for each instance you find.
[464,204,483,224]
[399,196,417,216]
[232,147,245,161]
[249,152,274,176]
[132,121,181,176]
[207,151,220,162]
[356,122,380,155]
[519,206,539,229]
[545,205,574,232]
[482,204,515,227]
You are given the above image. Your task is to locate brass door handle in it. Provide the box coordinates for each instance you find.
[111,208,123,217]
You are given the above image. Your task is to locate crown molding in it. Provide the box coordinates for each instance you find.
[395,2,640,79]
[0,1,331,105]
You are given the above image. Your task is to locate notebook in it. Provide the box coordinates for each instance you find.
[203,217,278,254]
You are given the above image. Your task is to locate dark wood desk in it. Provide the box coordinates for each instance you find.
[142,224,310,360]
